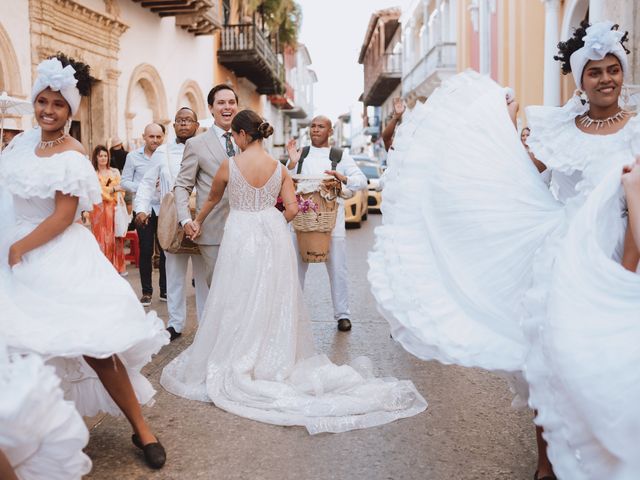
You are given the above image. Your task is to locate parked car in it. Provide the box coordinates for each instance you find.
[344,188,367,227]
[343,155,371,228]
[356,161,383,212]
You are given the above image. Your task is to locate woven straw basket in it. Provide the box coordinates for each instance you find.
[292,176,341,263]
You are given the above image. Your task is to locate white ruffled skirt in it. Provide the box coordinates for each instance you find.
[0,220,169,417]
[369,70,640,478]
[0,339,91,480]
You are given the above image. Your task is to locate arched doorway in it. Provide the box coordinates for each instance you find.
[176,80,207,121]
[0,22,26,147]
[125,64,168,148]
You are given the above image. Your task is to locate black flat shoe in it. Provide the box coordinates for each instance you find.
[166,327,182,342]
[337,318,352,332]
[132,434,166,469]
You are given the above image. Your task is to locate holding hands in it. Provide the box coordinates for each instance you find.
[184,220,201,240]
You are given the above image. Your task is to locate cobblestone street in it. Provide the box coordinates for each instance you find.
[84,214,536,480]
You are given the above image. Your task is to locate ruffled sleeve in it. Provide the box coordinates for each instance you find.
[525,98,589,176]
[0,134,102,211]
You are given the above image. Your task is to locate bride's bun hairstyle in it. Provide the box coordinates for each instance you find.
[231,109,274,141]
[555,20,629,89]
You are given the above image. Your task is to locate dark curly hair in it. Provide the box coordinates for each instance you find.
[50,52,94,96]
[554,20,630,75]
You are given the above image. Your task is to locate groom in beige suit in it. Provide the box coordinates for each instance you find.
[174,84,239,285]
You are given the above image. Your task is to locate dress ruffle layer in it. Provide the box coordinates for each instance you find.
[0,340,91,480]
[368,71,564,372]
[0,128,102,212]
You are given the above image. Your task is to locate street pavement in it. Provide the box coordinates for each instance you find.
[85,213,536,480]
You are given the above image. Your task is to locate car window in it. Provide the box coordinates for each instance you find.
[358,164,380,179]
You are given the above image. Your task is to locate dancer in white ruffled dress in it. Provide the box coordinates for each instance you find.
[161,109,427,434]
[369,21,639,479]
[0,55,169,469]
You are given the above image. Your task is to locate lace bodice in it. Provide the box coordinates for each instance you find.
[228,157,281,212]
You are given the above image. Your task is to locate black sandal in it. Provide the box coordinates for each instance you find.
[132,434,166,469]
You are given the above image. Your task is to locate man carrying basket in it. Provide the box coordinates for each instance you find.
[286,115,367,332]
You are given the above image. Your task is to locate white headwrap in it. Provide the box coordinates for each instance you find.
[569,21,628,90]
[30,58,81,115]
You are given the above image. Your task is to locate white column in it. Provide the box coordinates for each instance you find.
[542,0,561,105]
[478,0,491,75]
[589,0,605,23]
[422,0,431,52]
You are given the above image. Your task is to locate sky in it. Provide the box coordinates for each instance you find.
[296,0,412,121]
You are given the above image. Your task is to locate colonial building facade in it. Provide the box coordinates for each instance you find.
[0,0,316,156]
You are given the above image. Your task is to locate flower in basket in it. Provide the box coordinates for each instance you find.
[275,196,285,212]
[297,194,318,214]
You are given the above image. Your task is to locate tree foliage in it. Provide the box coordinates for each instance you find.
[243,0,302,47]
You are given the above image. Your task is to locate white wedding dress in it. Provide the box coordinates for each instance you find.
[0,128,169,417]
[369,70,640,478]
[161,158,427,434]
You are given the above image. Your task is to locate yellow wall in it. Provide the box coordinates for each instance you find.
[456,0,570,120]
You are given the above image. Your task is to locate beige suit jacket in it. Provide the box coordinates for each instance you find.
[174,128,230,246]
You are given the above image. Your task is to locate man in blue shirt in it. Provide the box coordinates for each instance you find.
[121,123,165,306]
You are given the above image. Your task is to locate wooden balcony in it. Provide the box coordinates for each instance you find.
[218,23,283,95]
[133,0,221,35]
[362,52,402,106]
[269,82,294,110]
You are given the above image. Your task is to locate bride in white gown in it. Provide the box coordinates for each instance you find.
[160,110,427,433]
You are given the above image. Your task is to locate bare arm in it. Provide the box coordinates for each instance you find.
[382,98,405,151]
[8,192,79,267]
[279,166,299,222]
[194,159,229,227]
[0,451,18,480]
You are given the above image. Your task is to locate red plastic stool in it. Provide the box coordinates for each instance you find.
[124,230,140,267]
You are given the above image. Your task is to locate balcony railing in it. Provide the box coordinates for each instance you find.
[362,52,402,106]
[218,23,283,95]
[402,43,456,98]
